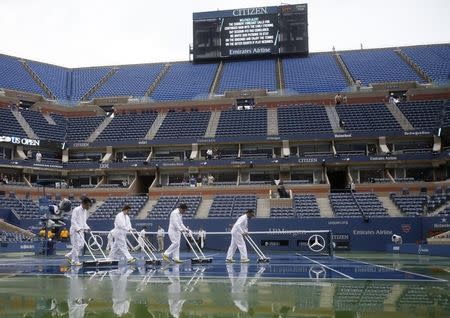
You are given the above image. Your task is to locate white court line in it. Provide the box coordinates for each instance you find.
[334,255,447,282]
[296,253,354,280]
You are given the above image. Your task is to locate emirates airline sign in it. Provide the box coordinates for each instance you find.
[0,136,40,146]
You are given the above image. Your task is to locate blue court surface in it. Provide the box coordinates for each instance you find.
[0,251,449,317]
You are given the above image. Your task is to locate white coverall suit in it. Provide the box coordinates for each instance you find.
[109,211,133,261]
[226,214,249,261]
[164,208,188,261]
[66,205,90,263]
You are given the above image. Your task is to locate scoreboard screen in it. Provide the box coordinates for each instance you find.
[193,4,308,61]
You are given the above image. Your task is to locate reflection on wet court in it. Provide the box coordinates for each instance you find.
[0,252,449,317]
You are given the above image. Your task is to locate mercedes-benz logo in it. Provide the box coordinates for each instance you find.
[307,234,326,252]
[87,234,104,251]
[308,265,327,279]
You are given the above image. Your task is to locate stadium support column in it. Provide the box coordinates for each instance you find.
[62,148,69,163]
[190,144,199,160]
[432,135,441,153]
[282,140,290,158]
[101,146,113,163]
[15,146,27,160]
[378,137,390,155]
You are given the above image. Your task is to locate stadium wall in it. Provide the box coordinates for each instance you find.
[14,216,449,252]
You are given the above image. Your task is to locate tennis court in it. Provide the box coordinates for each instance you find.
[0,250,448,317]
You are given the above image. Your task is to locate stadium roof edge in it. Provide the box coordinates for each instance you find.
[1,42,449,69]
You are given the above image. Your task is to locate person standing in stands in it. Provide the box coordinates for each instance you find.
[157,225,165,252]
[109,205,136,264]
[162,203,189,263]
[334,93,343,105]
[226,209,255,263]
[35,151,42,162]
[26,149,32,160]
[65,197,92,266]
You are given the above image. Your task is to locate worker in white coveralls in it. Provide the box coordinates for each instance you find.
[162,203,189,263]
[65,197,92,266]
[109,205,136,264]
[226,209,255,263]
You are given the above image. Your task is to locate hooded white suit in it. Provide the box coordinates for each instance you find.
[109,211,133,261]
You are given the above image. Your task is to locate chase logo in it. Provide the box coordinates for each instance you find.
[401,224,411,233]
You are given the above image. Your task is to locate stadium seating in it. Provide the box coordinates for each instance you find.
[151,62,217,101]
[329,192,388,218]
[0,230,34,243]
[215,108,267,137]
[0,196,40,219]
[283,53,348,94]
[96,112,158,141]
[70,67,112,101]
[154,110,211,139]
[270,194,321,218]
[0,108,28,138]
[391,194,427,216]
[90,196,148,219]
[27,61,68,100]
[396,100,444,129]
[20,109,67,142]
[294,194,321,218]
[208,195,257,218]
[278,104,333,135]
[91,64,164,98]
[340,49,424,85]
[147,196,201,219]
[334,283,391,312]
[402,44,450,84]
[65,115,106,142]
[0,54,46,95]
[217,59,276,94]
[397,287,434,309]
[336,103,402,131]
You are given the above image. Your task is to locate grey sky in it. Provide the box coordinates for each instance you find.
[0,0,449,68]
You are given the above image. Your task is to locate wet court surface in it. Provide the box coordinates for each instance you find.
[0,252,449,317]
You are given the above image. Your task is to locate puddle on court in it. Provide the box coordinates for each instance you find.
[0,265,448,318]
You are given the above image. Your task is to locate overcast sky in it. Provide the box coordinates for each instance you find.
[0,0,449,68]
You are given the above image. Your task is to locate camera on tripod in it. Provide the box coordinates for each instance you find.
[41,198,72,231]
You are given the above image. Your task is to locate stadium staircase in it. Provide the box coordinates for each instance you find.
[203,110,221,138]
[10,109,39,139]
[87,115,114,142]
[325,106,345,133]
[276,58,284,91]
[137,199,157,219]
[320,285,335,308]
[267,108,278,135]
[42,113,57,125]
[395,49,432,83]
[19,60,56,99]
[145,112,167,140]
[333,53,355,85]
[81,67,119,101]
[317,197,334,217]
[385,102,414,131]
[432,201,450,216]
[257,198,271,218]
[195,199,213,218]
[0,220,35,238]
[384,285,406,307]
[379,196,402,217]
[210,61,224,95]
[145,63,172,97]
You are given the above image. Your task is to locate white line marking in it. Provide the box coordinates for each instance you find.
[296,253,354,279]
[334,255,447,282]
